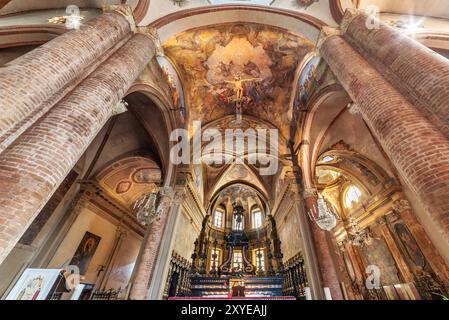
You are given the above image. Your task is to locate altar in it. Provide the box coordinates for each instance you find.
[189,276,284,298]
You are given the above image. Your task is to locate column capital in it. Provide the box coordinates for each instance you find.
[303,187,318,199]
[103,4,136,32]
[173,189,187,205]
[347,102,362,117]
[392,199,412,213]
[340,8,364,34]
[160,186,175,199]
[316,26,341,51]
[136,26,164,57]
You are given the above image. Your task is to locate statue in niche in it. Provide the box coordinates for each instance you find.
[232,203,245,231]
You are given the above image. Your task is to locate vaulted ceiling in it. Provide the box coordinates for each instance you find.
[163,23,314,138]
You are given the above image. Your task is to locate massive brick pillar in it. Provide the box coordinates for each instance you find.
[129,188,176,300]
[304,189,344,300]
[0,5,135,152]
[0,31,155,264]
[319,29,449,253]
[341,10,449,136]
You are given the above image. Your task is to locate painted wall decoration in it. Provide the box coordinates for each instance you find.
[293,55,321,112]
[69,231,101,275]
[361,238,401,286]
[394,223,426,269]
[6,268,61,300]
[157,56,186,119]
[163,23,313,138]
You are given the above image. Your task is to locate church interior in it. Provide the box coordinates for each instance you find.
[0,0,449,301]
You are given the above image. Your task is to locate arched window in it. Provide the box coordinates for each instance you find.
[344,185,362,209]
[213,208,224,228]
[252,207,263,229]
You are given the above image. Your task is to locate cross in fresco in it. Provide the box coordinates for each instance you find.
[224,75,262,123]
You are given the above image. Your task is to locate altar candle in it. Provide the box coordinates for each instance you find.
[305,287,312,300]
[324,287,333,300]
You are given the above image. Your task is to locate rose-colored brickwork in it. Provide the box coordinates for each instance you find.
[0,12,132,149]
[0,34,155,264]
[343,13,449,137]
[129,190,175,300]
[305,195,344,300]
[320,35,449,255]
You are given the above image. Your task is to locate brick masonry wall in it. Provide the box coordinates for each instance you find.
[320,35,449,253]
[0,12,131,147]
[18,169,78,246]
[343,13,449,138]
[0,34,155,264]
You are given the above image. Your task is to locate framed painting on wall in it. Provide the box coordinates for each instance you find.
[5,268,61,300]
[69,231,101,275]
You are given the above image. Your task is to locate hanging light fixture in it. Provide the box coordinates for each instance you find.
[307,196,338,231]
[133,192,159,226]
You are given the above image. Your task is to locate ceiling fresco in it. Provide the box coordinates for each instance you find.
[163,23,314,138]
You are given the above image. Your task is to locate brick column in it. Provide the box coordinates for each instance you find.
[304,189,344,300]
[341,10,449,136]
[0,5,134,150]
[129,188,176,300]
[319,30,449,251]
[0,32,155,264]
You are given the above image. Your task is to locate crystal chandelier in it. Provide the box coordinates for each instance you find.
[307,197,338,231]
[133,192,159,226]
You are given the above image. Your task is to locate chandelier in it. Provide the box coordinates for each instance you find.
[347,217,373,246]
[133,192,159,226]
[307,197,338,231]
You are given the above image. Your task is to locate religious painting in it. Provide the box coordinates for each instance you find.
[132,167,162,184]
[6,268,61,300]
[293,55,321,112]
[69,231,101,275]
[394,223,426,269]
[361,238,400,286]
[163,23,314,138]
[156,56,186,118]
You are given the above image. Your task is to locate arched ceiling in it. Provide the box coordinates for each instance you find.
[96,156,162,210]
[0,1,120,14]
[341,0,449,20]
[163,22,314,138]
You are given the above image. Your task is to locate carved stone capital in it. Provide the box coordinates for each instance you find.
[136,26,164,57]
[103,4,136,32]
[316,26,341,50]
[392,199,412,213]
[340,8,364,34]
[303,187,318,199]
[347,102,362,117]
[112,100,128,116]
[173,189,187,205]
[160,186,175,199]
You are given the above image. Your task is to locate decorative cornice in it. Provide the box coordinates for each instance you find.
[340,8,364,35]
[136,26,163,56]
[103,4,136,32]
[316,26,341,50]
[149,4,327,30]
